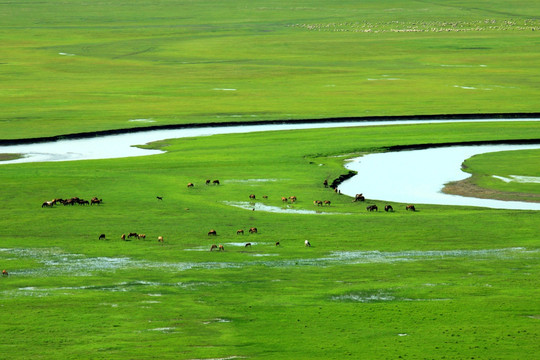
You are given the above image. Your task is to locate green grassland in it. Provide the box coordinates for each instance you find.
[1,0,540,139]
[456,149,540,202]
[1,122,539,359]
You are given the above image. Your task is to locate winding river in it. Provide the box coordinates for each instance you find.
[1,118,539,210]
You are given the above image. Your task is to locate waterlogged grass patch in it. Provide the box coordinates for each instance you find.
[326,247,536,264]
[332,291,397,303]
[3,247,536,281]
[493,175,540,184]
[223,201,345,215]
[331,290,451,303]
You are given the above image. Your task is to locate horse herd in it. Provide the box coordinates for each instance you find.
[366,204,416,212]
[42,197,103,207]
[84,177,416,252]
[187,179,220,188]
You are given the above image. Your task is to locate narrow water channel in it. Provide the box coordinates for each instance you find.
[1,118,539,209]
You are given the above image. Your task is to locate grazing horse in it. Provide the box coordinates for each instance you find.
[353,193,365,202]
[128,232,138,239]
[90,198,102,205]
[99,234,106,240]
[212,179,220,185]
[323,179,328,188]
[323,200,331,206]
[218,244,225,251]
[42,201,53,208]
[236,229,244,235]
[2,269,8,276]
[313,200,323,206]
[208,229,217,236]
[245,243,251,247]
[156,196,163,200]
[249,194,256,200]
[158,236,164,243]
[275,241,280,246]
[384,205,394,212]
[249,227,258,234]
[138,234,146,240]
[289,196,297,203]
[210,244,218,251]
[281,197,288,203]
[406,205,416,211]
[187,182,194,188]
[305,240,311,247]
[206,179,211,185]
[121,234,126,241]
[262,195,268,199]
[366,205,378,212]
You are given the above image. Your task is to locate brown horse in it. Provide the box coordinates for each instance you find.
[236,229,244,235]
[218,244,225,251]
[210,244,218,251]
[2,269,7,277]
[366,205,378,212]
[323,179,328,188]
[121,234,126,241]
[249,227,258,234]
[281,197,288,203]
[249,194,256,200]
[208,229,217,236]
[138,234,146,239]
[187,183,194,188]
[158,236,164,243]
[313,200,323,206]
[127,232,138,239]
[90,198,102,205]
[289,196,297,203]
[323,200,331,206]
[354,193,365,202]
[406,205,416,211]
[384,205,394,212]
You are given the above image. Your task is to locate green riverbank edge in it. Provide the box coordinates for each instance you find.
[1,112,539,145]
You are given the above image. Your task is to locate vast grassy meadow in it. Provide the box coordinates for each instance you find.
[1,0,540,139]
[1,122,540,359]
[1,0,540,359]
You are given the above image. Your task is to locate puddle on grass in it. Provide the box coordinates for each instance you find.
[224,201,346,215]
[147,327,177,333]
[331,291,450,303]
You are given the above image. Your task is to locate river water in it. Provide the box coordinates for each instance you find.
[1,118,539,209]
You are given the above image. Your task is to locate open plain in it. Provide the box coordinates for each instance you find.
[1,1,539,359]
